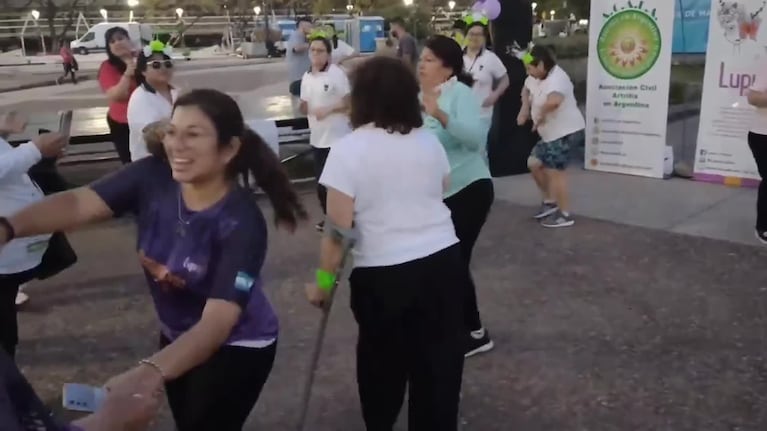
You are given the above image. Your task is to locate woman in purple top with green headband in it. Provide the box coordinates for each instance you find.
[0,89,307,430]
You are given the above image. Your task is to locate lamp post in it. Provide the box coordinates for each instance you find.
[532,2,537,14]
[403,0,413,6]
[448,0,455,11]
[127,0,138,23]
[550,9,556,20]
[346,3,353,14]
[175,7,184,19]
[99,8,108,22]
[20,10,46,57]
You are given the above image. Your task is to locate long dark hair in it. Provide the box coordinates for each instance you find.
[104,26,130,74]
[168,89,307,229]
[423,35,474,87]
[350,56,423,134]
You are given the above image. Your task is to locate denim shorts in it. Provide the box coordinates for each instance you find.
[531,130,585,170]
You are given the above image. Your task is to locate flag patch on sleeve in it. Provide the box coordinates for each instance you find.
[234,271,256,292]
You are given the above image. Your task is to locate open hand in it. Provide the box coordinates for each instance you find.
[421,87,441,117]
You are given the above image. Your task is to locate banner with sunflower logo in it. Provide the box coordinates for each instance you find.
[585,0,675,179]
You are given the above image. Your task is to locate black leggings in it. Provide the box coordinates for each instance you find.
[0,267,38,359]
[107,115,131,165]
[350,245,466,431]
[160,336,277,431]
[313,147,331,214]
[443,179,495,332]
[748,132,767,231]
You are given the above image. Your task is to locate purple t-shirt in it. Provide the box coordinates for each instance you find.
[90,157,278,344]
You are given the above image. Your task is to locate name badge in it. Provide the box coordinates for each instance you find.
[26,239,49,254]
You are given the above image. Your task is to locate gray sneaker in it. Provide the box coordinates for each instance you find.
[533,202,558,220]
[541,211,575,228]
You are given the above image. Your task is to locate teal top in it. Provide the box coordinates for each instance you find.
[422,78,491,198]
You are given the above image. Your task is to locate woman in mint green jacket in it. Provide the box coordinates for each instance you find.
[419,35,495,358]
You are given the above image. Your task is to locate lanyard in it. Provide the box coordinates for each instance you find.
[467,49,483,73]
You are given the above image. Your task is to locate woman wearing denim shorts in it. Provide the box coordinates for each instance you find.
[518,45,585,228]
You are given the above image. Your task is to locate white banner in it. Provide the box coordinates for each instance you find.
[585,0,675,178]
[693,0,764,186]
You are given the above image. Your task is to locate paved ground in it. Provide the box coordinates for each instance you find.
[15,184,767,430]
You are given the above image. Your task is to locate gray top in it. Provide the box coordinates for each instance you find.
[286,30,311,82]
[397,33,418,65]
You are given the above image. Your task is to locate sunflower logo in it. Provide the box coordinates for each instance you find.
[597,1,662,80]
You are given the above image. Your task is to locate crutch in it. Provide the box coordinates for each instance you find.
[297,223,356,431]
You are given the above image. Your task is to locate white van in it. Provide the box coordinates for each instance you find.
[70,22,153,55]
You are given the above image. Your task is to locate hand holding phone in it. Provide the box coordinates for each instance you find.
[58,110,73,137]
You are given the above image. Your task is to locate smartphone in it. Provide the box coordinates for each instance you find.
[58,110,73,137]
[62,383,107,413]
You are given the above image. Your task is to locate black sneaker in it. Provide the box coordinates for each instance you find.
[756,229,767,245]
[541,211,575,228]
[533,202,558,220]
[315,220,325,232]
[465,329,494,358]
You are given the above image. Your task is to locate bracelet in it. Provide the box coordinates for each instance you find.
[0,217,15,242]
[316,269,336,293]
[138,358,166,381]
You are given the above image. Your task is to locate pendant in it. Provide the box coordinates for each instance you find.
[176,221,187,237]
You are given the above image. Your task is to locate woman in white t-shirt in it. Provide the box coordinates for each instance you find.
[305,56,467,431]
[127,41,179,162]
[520,45,584,228]
[462,20,509,120]
[746,62,767,244]
[299,35,352,231]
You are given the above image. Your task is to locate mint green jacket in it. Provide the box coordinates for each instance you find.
[422,78,491,198]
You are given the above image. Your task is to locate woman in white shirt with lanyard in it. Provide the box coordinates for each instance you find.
[300,32,352,231]
[127,40,179,162]
[0,114,67,358]
[462,15,509,121]
[305,56,467,431]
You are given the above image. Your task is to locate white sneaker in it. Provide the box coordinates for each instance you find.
[15,289,29,307]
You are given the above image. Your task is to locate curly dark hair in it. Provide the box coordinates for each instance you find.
[349,56,423,134]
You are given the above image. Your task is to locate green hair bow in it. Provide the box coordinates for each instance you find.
[463,12,489,26]
[308,29,330,40]
[143,39,173,57]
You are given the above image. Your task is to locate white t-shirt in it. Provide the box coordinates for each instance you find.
[332,40,355,64]
[749,61,767,135]
[127,85,179,161]
[524,75,541,119]
[530,65,585,142]
[319,126,459,268]
[300,64,352,149]
[464,49,507,118]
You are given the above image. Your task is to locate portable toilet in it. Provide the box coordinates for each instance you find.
[358,16,385,53]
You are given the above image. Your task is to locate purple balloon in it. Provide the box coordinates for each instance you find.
[472,0,501,20]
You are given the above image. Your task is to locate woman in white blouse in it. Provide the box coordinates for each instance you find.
[462,17,509,120]
[127,41,179,161]
[305,56,467,431]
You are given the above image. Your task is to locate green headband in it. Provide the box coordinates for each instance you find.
[463,12,490,26]
[143,40,172,57]
[308,29,330,40]
[522,53,535,65]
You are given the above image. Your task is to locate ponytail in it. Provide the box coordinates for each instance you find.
[233,128,307,230]
[455,70,475,87]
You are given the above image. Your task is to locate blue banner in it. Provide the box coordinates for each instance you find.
[672,0,711,53]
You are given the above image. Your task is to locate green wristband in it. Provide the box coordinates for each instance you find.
[316,269,337,293]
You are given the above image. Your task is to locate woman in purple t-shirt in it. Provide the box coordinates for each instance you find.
[0,89,307,430]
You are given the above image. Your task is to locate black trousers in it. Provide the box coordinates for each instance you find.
[59,63,77,84]
[350,245,466,431]
[0,267,38,359]
[160,336,277,431]
[443,179,495,332]
[748,132,767,231]
[313,147,331,214]
[107,115,131,165]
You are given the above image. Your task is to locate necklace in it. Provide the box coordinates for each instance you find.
[176,189,190,237]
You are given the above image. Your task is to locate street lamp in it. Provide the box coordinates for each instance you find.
[531,2,537,13]
[175,8,184,19]
[346,4,353,12]
[550,9,556,19]
[403,0,413,6]
[448,0,455,11]
[30,9,39,20]
[99,8,108,22]
[254,6,261,15]
[127,0,138,22]
[20,9,45,57]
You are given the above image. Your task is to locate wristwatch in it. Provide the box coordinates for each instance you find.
[0,217,15,242]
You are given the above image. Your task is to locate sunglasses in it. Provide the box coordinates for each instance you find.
[149,60,174,70]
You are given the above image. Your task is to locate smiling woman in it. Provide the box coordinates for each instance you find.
[0,89,307,431]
